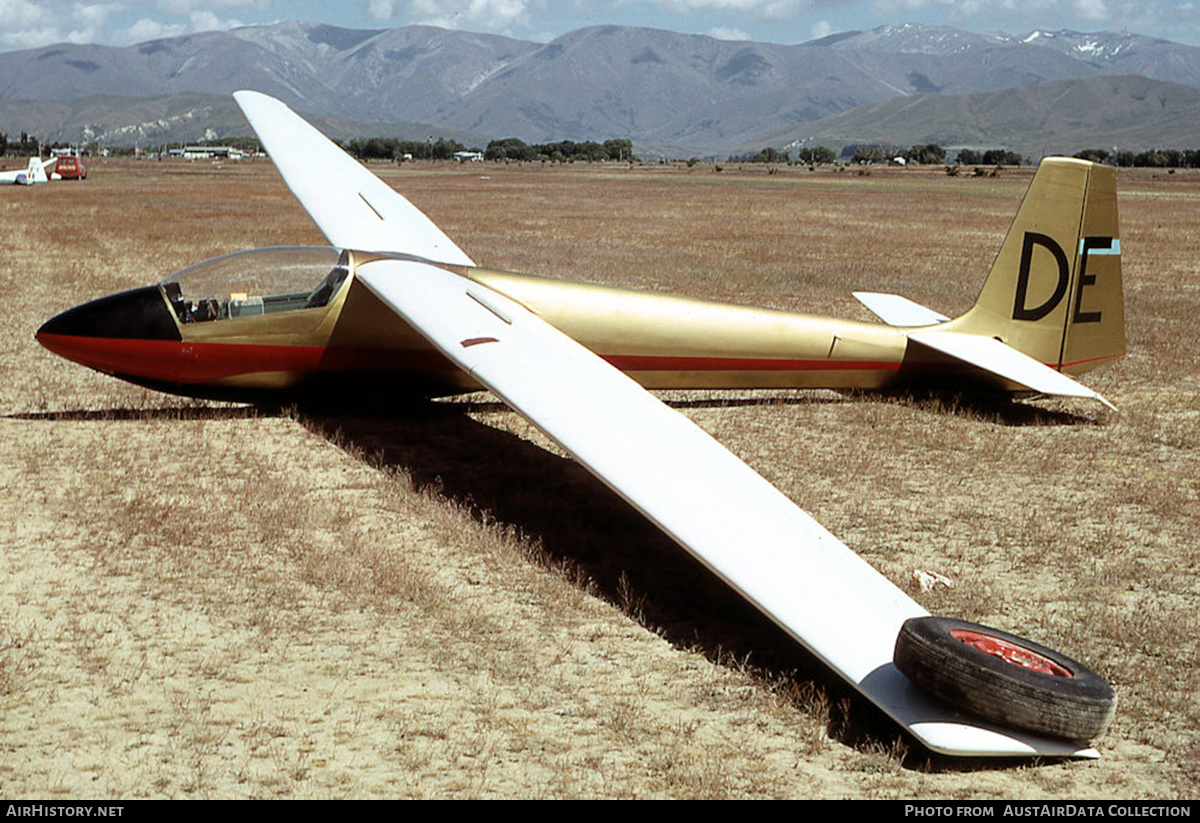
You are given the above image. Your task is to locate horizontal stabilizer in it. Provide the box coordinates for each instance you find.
[908,331,1116,410]
[854,292,949,327]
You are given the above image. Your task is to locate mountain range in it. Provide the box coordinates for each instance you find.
[1,21,1198,157]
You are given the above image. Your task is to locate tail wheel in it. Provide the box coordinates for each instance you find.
[894,616,1116,741]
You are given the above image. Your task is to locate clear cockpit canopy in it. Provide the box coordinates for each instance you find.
[159,246,350,324]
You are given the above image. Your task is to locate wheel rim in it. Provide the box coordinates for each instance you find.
[950,629,1074,677]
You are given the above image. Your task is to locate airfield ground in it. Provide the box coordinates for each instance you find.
[0,158,1196,799]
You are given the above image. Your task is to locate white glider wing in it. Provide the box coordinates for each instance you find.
[356,258,1096,758]
[239,91,1097,758]
[234,90,474,266]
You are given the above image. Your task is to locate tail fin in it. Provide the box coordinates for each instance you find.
[946,157,1124,376]
[18,156,52,185]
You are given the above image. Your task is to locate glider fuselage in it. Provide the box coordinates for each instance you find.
[37,248,912,403]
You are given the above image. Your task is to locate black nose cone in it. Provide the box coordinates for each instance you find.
[38,286,181,341]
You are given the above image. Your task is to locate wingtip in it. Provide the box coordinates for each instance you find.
[234,90,285,112]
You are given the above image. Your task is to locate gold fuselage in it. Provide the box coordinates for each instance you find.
[173,252,912,398]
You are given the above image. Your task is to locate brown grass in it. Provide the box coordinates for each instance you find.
[1,158,1197,798]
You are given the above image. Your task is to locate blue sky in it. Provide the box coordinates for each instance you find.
[2,0,1199,51]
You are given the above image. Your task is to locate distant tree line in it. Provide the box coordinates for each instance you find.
[338,135,636,163]
[795,146,838,164]
[7,127,1200,171]
[742,142,1200,169]
[728,145,841,163]
[954,148,1024,166]
[2,133,97,157]
[484,137,635,163]
[844,145,1021,165]
[1,134,266,158]
[1074,147,1200,167]
[345,136,469,161]
[0,132,41,157]
[749,146,789,163]
[738,143,950,165]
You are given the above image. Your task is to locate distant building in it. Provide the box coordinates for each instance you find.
[177,146,245,160]
[454,151,483,163]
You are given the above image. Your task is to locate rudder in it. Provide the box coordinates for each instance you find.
[946,158,1124,376]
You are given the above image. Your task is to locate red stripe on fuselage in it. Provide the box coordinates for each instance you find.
[1058,352,1125,370]
[38,334,902,387]
[602,354,901,372]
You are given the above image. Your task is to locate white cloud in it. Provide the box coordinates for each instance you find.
[407,0,532,31]
[73,3,115,27]
[0,0,124,47]
[65,27,101,44]
[59,3,123,44]
[367,0,397,22]
[639,0,818,19]
[156,0,268,13]
[125,15,187,41]
[708,25,750,39]
[0,27,55,50]
[1072,0,1109,21]
[810,18,833,38]
[869,0,1057,17]
[115,7,242,44]
[0,0,47,28]
[188,8,244,31]
[189,8,219,28]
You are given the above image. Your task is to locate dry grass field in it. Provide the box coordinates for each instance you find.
[1,156,1197,799]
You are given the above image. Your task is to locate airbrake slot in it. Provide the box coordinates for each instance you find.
[358,193,385,221]
[467,289,513,324]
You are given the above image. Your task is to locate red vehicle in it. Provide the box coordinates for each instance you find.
[54,154,86,180]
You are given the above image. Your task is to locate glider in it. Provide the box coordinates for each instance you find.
[37,91,1124,758]
[0,155,55,185]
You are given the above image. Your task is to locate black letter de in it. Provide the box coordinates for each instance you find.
[1013,232,1069,321]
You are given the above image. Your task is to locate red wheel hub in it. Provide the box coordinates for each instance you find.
[950,629,1074,677]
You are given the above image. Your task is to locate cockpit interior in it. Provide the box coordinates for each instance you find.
[160,247,350,325]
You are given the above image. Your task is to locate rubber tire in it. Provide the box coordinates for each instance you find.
[894,616,1116,741]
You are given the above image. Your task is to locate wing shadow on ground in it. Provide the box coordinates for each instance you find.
[5,391,1096,428]
[854,390,1103,426]
[13,395,1056,769]
[439,388,1099,427]
[299,395,1037,772]
[6,405,269,422]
